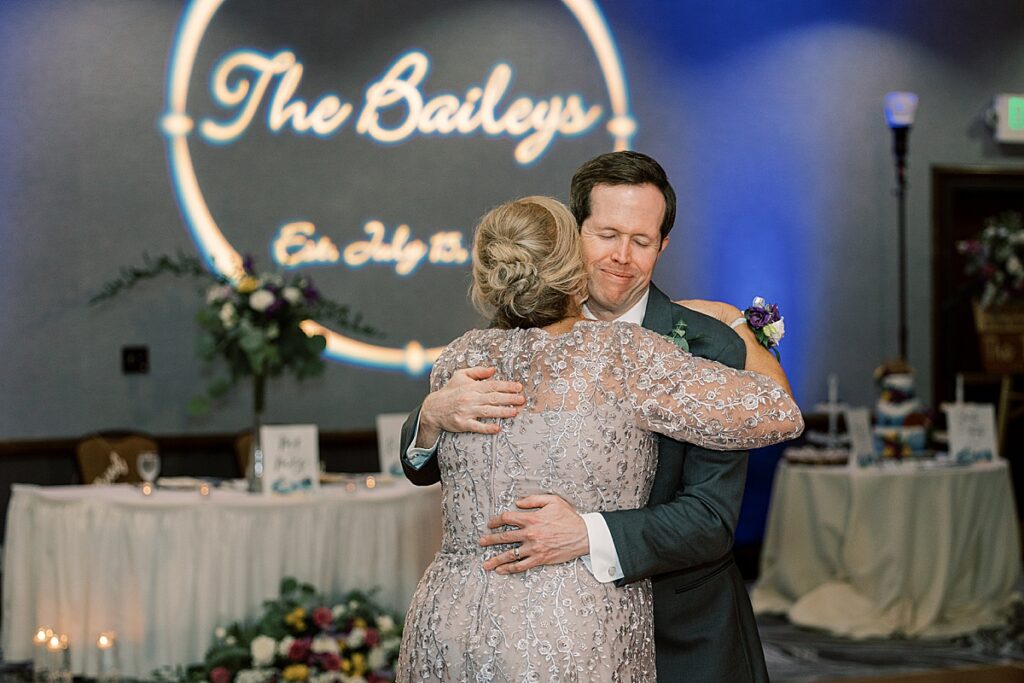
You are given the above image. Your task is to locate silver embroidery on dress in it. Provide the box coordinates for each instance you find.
[398,320,803,682]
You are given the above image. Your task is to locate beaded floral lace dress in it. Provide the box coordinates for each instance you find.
[398,320,802,682]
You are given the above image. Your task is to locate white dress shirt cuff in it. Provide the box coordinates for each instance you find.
[580,512,624,583]
[404,415,440,471]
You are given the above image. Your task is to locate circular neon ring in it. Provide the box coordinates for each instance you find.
[160,0,635,374]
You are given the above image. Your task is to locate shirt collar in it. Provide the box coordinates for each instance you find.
[582,287,650,325]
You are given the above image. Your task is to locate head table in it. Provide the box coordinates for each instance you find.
[751,459,1021,638]
[1,479,442,678]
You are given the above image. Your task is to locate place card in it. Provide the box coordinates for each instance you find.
[375,413,408,476]
[844,407,877,467]
[944,403,998,464]
[260,424,320,495]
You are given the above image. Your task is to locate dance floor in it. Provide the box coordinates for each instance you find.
[759,594,1024,682]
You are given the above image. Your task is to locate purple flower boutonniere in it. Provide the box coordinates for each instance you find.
[744,296,785,360]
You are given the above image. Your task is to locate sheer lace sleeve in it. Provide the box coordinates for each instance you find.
[617,324,804,450]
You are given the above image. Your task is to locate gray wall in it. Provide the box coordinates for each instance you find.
[2,0,1023,439]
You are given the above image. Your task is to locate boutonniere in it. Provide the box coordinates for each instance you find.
[744,296,785,360]
[665,319,690,352]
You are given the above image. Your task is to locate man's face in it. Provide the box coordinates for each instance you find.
[579,183,669,320]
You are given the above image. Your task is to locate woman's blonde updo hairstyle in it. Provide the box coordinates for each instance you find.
[471,196,587,329]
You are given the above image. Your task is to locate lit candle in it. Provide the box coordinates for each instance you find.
[365,476,376,489]
[33,627,52,646]
[46,634,71,683]
[32,627,53,683]
[141,482,153,496]
[97,632,119,682]
[198,483,211,497]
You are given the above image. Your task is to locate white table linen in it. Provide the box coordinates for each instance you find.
[751,460,1021,638]
[1,480,442,677]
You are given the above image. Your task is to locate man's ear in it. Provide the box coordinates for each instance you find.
[659,236,670,254]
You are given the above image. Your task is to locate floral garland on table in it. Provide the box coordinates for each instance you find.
[91,253,374,416]
[161,578,403,683]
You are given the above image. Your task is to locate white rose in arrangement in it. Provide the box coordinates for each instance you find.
[225,635,237,646]
[366,646,388,671]
[1008,256,1024,276]
[381,636,401,653]
[375,614,395,633]
[340,676,367,683]
[206,284,232,305]
[331,604,347,619]
[249,289,275,312]
[763,318,785,345]
[250,635,276,667]
[282,286,302,304]
[237,669,273,683]
[277,635,295,657]
[219,302,237,329]
[311,634,340,655]
[214,626,227,640]
[346,626,366,649]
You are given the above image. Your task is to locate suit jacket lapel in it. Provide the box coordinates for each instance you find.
[641,283,677,335]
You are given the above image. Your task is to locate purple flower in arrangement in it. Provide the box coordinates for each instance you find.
[302,282,321,304]
[265,296,285,316]
[745,306,772,328]
[242,254,256,275]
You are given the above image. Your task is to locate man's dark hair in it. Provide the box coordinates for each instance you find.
[569,151,677,240]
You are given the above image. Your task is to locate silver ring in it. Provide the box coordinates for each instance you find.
[513,546,521,561]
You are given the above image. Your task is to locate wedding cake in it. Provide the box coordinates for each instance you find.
[873,360,929,457]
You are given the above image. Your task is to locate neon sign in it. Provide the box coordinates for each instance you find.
[202,49,602,166]
[161,0,634,374]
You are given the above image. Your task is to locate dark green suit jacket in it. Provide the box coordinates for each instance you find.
[400,284,768,682]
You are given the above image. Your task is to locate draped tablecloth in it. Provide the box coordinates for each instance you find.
[751,460,1021,638]
[1,480,442,677]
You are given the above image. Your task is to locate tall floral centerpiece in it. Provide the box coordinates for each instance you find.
[958,211,1024,307]
[92,253,373,487]
[957,211,1024,372]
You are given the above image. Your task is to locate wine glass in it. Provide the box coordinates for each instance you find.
[137,452,161,494]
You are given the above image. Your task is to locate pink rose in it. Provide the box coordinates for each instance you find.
[320,653,341,671]
[288,638,311,662]
[312,606,333,630]
[210,667,232,683]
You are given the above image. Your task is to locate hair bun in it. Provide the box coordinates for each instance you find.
[470,196,587,329]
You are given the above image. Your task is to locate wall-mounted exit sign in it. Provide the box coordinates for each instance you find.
[994,94,1024,143]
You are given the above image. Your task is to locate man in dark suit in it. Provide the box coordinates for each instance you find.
[401,151,788,681]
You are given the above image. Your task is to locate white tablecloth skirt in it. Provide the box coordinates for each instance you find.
[752,460,1021,638]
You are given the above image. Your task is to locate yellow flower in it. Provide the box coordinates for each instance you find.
[340,658,351,673]
[282,664,309,682]
[352,618,367,628]
[284,607,307,630]
[236,276,259,293]
[351,652,366,676]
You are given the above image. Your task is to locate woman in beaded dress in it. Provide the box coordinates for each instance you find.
[397,197,803,682]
